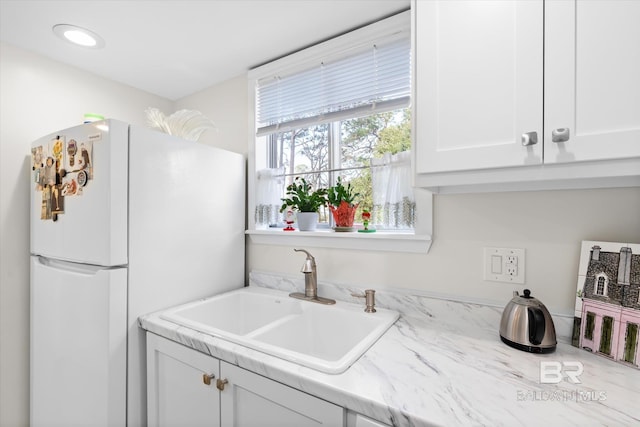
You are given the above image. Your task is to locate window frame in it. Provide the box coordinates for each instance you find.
[246,10,432,253]
[595,273,608,296]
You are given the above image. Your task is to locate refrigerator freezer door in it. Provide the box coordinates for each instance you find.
[30,120,128,266]
[30,256,127,427]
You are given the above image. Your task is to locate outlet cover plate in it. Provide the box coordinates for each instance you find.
[484,247,525,284]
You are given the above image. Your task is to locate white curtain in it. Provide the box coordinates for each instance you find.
[370,151,415,229]
[255,168,284,228]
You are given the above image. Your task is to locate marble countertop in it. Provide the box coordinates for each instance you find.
[139,272,640,427]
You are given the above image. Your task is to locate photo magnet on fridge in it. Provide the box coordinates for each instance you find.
[78,141,93,179]
[65,139,78,169]
[31,145,44,189]
[51,184,64,214]
[41,157,56,189]
[61,174,79,197]
[40,186,52,220]
[51,136,65,174]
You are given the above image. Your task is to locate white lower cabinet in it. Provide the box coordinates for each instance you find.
[146,333,344,427]
[219,361,343,426]
[147,333,221,426]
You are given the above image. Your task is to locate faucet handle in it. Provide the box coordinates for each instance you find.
[294,248,314,260]
[351,289,377,313]
[294,248,315,273]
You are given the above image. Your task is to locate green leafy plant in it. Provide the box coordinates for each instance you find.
[279,177,328,213]
[327,177,360,207]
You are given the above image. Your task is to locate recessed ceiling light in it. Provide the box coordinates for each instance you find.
[52,24,105,49]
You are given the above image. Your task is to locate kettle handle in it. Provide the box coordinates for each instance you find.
[528,307,546,345]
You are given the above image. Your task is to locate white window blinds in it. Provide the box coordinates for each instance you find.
[255,29,410,136]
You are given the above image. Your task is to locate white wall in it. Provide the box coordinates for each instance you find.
[0,42,173,427]
[174,75,248,155]
[177,74,640,316]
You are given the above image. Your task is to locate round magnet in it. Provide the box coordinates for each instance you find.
[77,170,88,187]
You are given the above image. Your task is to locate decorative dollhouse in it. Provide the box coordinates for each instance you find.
[573,241,640,369]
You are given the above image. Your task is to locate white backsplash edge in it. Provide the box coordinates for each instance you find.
[249,270,575,343]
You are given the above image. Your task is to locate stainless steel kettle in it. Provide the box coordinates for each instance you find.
[499,289,556,353]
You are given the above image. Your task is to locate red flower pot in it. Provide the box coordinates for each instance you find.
[329,201,358,227]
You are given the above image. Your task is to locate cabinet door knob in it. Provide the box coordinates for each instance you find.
[521,131,538,146]
[552,128,570,143]
[202,373,215,385]
[216,378,229,391]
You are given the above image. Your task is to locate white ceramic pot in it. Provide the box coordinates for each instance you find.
[296,212,319,231]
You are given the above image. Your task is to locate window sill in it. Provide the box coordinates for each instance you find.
[246,229,432,253]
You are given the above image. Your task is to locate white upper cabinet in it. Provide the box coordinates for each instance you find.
[413,0,640,191]
[544,0,640,163]
[415,0,543,173]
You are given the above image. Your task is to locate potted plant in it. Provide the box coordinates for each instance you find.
[327,177,360,230]
[279,177,327,231]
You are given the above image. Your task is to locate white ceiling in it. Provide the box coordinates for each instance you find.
[0,0,410,100]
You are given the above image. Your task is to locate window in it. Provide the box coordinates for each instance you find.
[265,109,413,229]
[599,316,614,355]
[623,323,638,364]
[595,274,608,296]
[247,10,431,253]
[584,312,595,341]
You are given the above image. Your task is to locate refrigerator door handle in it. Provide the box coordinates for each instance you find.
[35,256,122,275]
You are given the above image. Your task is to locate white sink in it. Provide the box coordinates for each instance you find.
[160,287,302,336]
[160,287,399,374]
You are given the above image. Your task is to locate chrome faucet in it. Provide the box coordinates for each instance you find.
[289,249,335,305]
[295,249,318,298]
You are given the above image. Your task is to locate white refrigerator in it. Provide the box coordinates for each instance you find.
[30,119,245,426]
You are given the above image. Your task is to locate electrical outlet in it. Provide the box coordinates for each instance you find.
[484,247,525,284]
